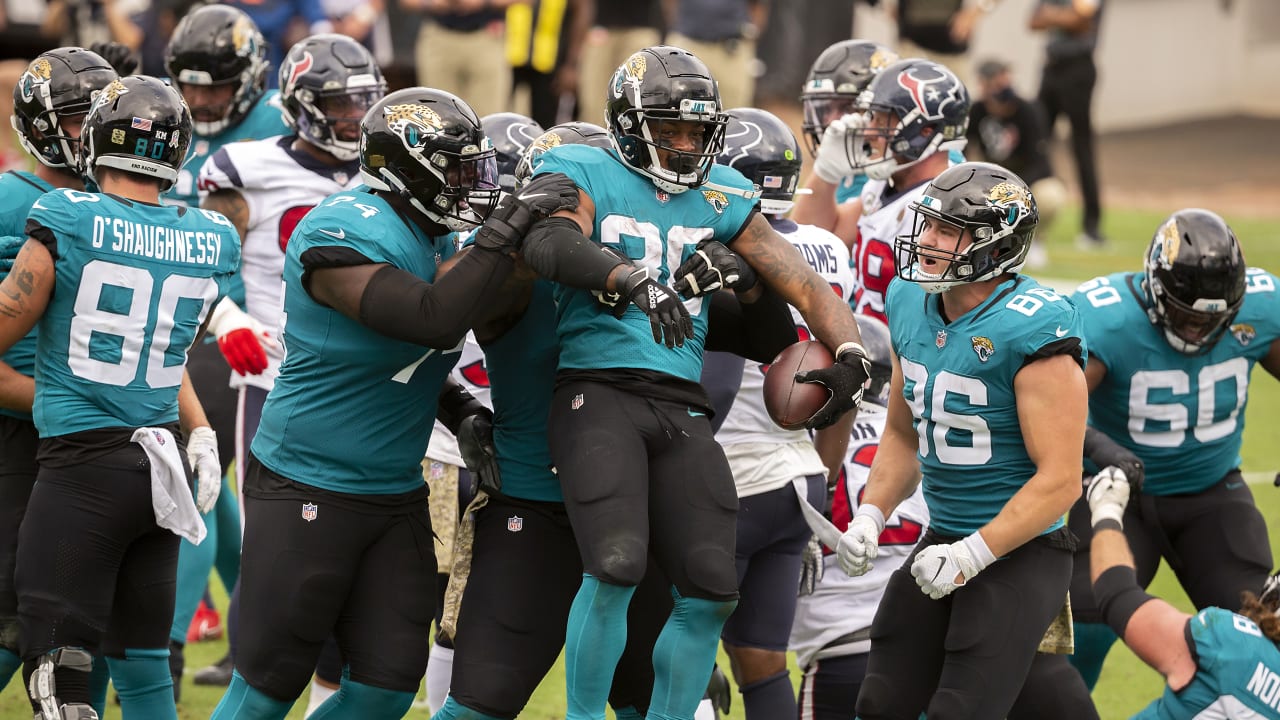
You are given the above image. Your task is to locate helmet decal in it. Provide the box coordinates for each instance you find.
[232,16,259,57]
[18,58,52,104]
[897,66,964,123]
[283,52,314,97]
[92,79,129,114]
[869,48,895,73]
[987,181,1034,229]
[384,103,443,150]
[1153,216,1181,268]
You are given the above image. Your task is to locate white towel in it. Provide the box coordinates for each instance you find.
[131,428,207,545]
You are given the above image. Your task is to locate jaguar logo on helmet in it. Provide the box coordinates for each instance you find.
[532,131,563,153]
[18,58,52,103]
[987,182,1033,229]
[91,79,129,114]
[612,52,647,99]
[231,16,258,57]
[384,103,443,150]
[869,48,897,72]
[702,189,728,214]
[971,336,995,363]
[896,65,963,123]
[1154,217,1181,268]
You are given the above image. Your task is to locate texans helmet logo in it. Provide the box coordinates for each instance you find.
[896,66,963,123]
[283,51,314,96]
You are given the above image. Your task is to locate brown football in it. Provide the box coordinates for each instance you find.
[763,340,835,430]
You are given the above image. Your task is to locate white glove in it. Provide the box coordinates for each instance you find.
[837,504,885,577]
[1087,466,1130,529]
[811,112,867,184]
[910,532,997,600]
[186,426,221,514]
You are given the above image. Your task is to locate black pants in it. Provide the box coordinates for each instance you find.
[0,415,38,654]
[855,529,1074,720]
[1038,53,1101,237]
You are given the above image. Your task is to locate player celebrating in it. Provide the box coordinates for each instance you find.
[0,75,238,720]
[843,162,1085,719]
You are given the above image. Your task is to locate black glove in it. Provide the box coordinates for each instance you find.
[614,266,694,349]
[1083,426,1144,497]
[796,344,872,430]
[457,411,500,493]
[671,240,757,299]
[706,664,732,717]
[89,41,138,76]
[473,172,580,252]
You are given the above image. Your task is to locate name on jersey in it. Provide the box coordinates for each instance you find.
[91,216,225,266]
[1247,661,1280,711]
[797,242,839,274]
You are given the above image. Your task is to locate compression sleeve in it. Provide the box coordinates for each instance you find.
[521,216,625,289]
[1093,565,1158,637]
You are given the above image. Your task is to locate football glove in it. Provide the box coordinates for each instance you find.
[671,240,757,299]
[797,343,872,430]
[207,299,274,376]
[89,40,138,76]
[798,534,824,596]
[1087,466,1130,529]
[614,267,694,349]
[811,112,866,184]
[910,533,997,600]
[837,505,884,577]
[473,172,580,252]
[186,426,221,514]
[457,411,500,494]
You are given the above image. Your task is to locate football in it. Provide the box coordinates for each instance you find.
[763,340,835,430]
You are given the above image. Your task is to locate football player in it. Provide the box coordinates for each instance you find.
[0,75,239,720]
[210,86,577,719]
[518,46,870,720]
[0,47,119,712]
[843,162,1086,719]
[1065,209,1280,689]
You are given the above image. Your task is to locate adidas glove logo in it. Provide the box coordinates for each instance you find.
[647,285,668,308]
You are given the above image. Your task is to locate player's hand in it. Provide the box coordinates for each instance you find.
[671,240,757,299]
[474,172,580,252]
[207,299,275,376]
[812,112,866,184]
[1087,466,1130,529]
[615,267,694,349]
[910,533,997,600]
[186,426,221,514]
[837,505,884,576]
[89,41,138,76]
[457,410,500,493]
[797,344,872,429]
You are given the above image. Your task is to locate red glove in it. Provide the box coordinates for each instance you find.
[217,327,268,376]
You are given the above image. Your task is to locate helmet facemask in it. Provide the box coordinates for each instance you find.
[612,100,727,194]
[800,90,858,158]
[1142,214,1246,355]
[847,103,952,182]
[897,185,1034,294]
[363,129,500,233]
[295,84,383,161]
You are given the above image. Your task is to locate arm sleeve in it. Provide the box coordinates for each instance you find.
[521,216,625,290]
[704,286,799,364]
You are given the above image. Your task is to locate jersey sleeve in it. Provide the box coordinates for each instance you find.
[1238,268,1280,347]
[702,164,761,243]
[24,189,83,260]
[1014,283,1085,368]
[1069,273,1132,372]
[531,144,603,204]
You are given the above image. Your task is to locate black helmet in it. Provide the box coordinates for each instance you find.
[855,315,893,407]
[280,34,386,161]
[897,162,1037,293]
[164,4,269,135]
[800,40,897,157]
[848,58,969,181]
[718,107,802,216]
[79,76,192,191]
[360,87,500,232]
[1143,209,1246,355]
[480,112,543,193]
[514,121,610,187]
[605,46,727,193]
[12,47,118,171]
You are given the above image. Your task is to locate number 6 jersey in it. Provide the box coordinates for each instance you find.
[25,188,240,437]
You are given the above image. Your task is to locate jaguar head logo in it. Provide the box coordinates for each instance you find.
[1231,323,1256,346]
[384,103,444,151]
[987,181,1034,229]
[702,189,728,214]
[19,58,53,104]
[971,336,995,363]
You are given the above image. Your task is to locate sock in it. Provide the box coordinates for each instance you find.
[426,643,454,714]
[106,648,178,720]
[565,575,637,720]
[213,473,242,589]
[210,670,295,720]
[432,696,507,720]
[305,677,338,718]
[0,646,20,692]
[693,699,716,720]
[614,706,645,720]
[647,590,737,720]
[1067,622,1119,691]
[308,676,416,719]
[88,654,110,717]
[738,670,794,720]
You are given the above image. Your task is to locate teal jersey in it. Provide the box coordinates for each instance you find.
[166,91,288,209]
[1072,271,1280,496]
[0,171,54,420]
[27,188,240,437]
[886,275,1087,536]
[1133,607,1280,719]
[533,144,758,382]
[251,189,461,495]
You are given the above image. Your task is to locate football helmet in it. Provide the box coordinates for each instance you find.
[11,47,118,171]
[848,58,969,181]
[717,107,802,216]
[855,314,893,408]
[79,76,192,191]
[513,121,610,187]
[480,112,543,193]
[360,87,500,232]
[165,4,269,136]
[1142,209,1246,355]
[605,46,728,194]
[800,40,897,157]
[1261,572,1280,619]
[280,34,386,161]
[897,162,1037,293]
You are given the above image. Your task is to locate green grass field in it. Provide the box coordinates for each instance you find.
[2,206,1278,718]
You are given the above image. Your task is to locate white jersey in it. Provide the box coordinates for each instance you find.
[852,178,930,323]
[716,220,857,498]
[789,404,930,669]
[198,135,362,390]
[426,334,491,467]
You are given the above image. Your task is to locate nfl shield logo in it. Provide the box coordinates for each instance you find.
[301,503,318,522]
[571,393,584,410]
[656,190,670,204]
[936,330,948,349]
[152,430,166,445]
[333,171,349,185]
[507,515,523,532]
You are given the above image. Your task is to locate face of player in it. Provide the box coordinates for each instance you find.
[56,112,85,140]
[914,213,971,278]
[861,109,896,162]
[320,91,380,142]
[179,82,237,124]
[650,119,706,173]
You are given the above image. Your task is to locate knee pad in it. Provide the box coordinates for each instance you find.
[29,648,98,720]
[679,544,738,601]
[855,670,920,720]
[926,687,983,720]
[591,539,649,587]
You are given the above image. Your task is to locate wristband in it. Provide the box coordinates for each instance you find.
[852,504,886,535]
[835,341,868,362]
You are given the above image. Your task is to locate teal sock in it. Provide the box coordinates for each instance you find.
[309,673,416,720]
[106,648,177,720]
[210,670,295,720]
[0,646,20,692]
[565,574,637,720]
[432,696,509,720]
[1068,622,1119,690]
[213,473,242,588]
[647,589,737,720]
[88,654,110,717]
[612,706,644,720]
